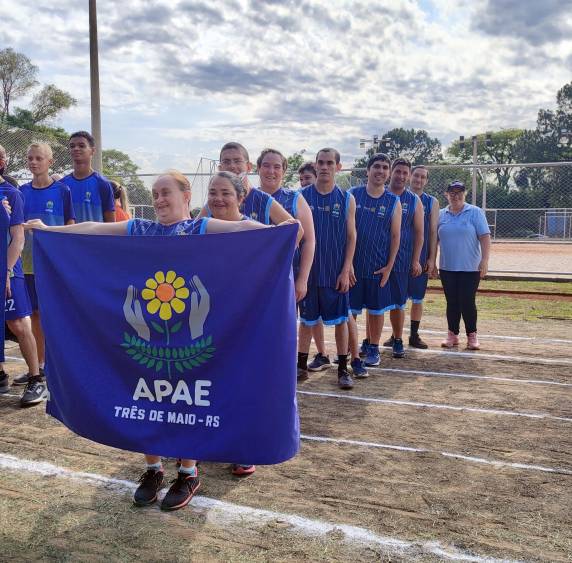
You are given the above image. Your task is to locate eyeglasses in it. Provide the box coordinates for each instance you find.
[220,158,246,167]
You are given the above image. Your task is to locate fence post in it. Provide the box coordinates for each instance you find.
[471,136,477,205]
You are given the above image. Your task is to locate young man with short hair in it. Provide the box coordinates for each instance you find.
[20,143,75,381]
[61,131,115,223]
[298,162,317,187]
[199,142,292,225]
[0,170,45,406]
[298,148,357,390]
[407,165,439,348]
[383,159,424,358]
[348,153,401,369]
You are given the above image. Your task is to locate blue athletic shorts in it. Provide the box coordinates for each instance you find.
[389,270,409,310]
[350,278,394,316]
[299,286,349,326]
[407,273,429,304]
[5,276,32,320]
[25,274,39,311]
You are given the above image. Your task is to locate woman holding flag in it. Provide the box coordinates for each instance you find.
[25,170,302,511]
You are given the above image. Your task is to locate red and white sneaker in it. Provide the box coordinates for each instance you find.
[466,332,480,350]
[231,464,256,476]
[441,331,459,348]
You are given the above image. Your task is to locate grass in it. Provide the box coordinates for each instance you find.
[428,278,572,294]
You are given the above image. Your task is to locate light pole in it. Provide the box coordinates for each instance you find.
[459,133,492,206]
[89,0,103,172]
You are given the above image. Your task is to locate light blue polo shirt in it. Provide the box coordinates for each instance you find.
[438,204,490,271]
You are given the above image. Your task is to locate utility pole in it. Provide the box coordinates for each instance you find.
[89,0,103,172]
[471,135,478,205]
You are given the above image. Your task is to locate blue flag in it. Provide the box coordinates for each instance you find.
[33,225,299,464]
[0,202,8,362]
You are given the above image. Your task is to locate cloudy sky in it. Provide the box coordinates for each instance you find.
[2,0,572,176]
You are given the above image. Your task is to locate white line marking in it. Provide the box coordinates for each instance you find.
[4,355,25,363]
[322,340,572,366]
[298,390,572,423]
[300,435,572,476]
[373,367,572,388]
[0,453,518,563]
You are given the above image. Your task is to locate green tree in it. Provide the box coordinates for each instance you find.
[283,150,306,186]
[29,84,76,124]
[448,129,525,191]
[102,149,152,209]
[0,48,38,118]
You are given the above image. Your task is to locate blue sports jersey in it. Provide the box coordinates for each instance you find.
[61,172,115,223]
[393,189,418,272]
[350,185,399,280]
[301,184,349,287]
[241,188,274,224]
[128,218,207,236]
[418,192,434,265]
[272,187,301,273]
[0,181,25,278]
[20,181,75,274]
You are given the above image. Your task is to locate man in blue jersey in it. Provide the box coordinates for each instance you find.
[20,143,75,383]
[383,158,424,358]
[0,172,46,407]
[298,148,357,390]
[61,131,115,224]
[199,142,292,225]
[407,165,439,348]
[348,153,401,369]
[0,145,19,188]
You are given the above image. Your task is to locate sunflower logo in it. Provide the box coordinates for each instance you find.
[141,270,189,321]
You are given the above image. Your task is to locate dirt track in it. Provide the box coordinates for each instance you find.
[0,312,571,562]
[490,242,572,274]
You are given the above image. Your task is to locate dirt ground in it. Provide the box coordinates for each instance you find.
[0,309,571,562]
[490,242,572,275]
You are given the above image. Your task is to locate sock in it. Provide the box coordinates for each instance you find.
[361,338,369,346]
[411,320,420,336]
[297,352,309,369]
[337,354,348,371]
[146,462,162,472]
[178,465,198,477]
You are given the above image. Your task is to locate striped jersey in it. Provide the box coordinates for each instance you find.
[61,172,115,223]
[0,181,25,278]
[418,192,434,264]
[393,189,418,272]
[272,187,301,273]
[128,218,207,236]
[301,184,349,287]
[242,188,274,224]
[350,185,399,279]
[20,180,75,274]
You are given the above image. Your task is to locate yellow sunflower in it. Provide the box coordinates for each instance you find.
[141,270,189,321]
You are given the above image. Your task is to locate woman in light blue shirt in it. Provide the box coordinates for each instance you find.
[437,181,491,350]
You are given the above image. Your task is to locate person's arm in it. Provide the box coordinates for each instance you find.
[103,210,116,223]
[205,217,303,243]
[478,234,491,278]
[25,219,129,235]
[336,194,356,293]
[411,195,424,277]
[6,224,24,297]
[64,186,76,225]
[374,200,401,287]
[268,199,293,225]
[294,195,315,302]
[426,196,440,276]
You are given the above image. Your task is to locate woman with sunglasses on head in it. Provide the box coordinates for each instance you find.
[437,181,491,350]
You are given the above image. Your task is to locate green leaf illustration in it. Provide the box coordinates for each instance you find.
[171,321,182,334]
[151,321,164,334]
[175,362,184,373]
[155,361,163,372]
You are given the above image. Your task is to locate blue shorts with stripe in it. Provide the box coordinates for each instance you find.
[5,276,32,320]
[299,286,349,326]
[407,273,429,304]
[350,278,394,316]
[389,270,409,310]
[25,274,39,311]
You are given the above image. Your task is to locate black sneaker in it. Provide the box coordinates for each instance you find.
[392,338,405,359]
[161,471,200,511]
[307,353,331,372]
[12,373,30,386]
[20,376,48,407]
[297,367,309,382]
[383,335,395,348]
[0,370,9,394]
[133,469,164,506]
[409,334,428,349]
[337,370,354,390]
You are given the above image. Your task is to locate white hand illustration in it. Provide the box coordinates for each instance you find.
[189,275,210,340]
[123,285,151,341]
